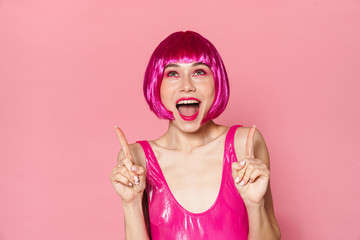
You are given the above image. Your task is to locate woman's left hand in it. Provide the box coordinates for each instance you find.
[231,126,270,207]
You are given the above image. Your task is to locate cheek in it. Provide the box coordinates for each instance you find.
[205,81,215,108]
[160,82,173,107]
[200,80,215,102]
[209,83,215,99]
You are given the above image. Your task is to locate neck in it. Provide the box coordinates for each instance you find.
[160,120,225,152]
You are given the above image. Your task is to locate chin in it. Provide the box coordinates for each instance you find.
[172,112,210,133]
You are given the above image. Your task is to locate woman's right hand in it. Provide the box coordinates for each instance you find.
[110,127,146,203]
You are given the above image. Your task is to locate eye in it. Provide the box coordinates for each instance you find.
[194,69,206,76]
[167,71,178,77]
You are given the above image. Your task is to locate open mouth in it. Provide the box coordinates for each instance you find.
[176,98,201,121]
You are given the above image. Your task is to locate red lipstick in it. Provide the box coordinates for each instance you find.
[176,97,201,121]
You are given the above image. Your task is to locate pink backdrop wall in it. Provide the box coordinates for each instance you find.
[1,0,359,239]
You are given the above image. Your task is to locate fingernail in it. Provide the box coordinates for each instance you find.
[128,182,133,187]
[240,180,245,186]
[239,160,245,166]
[114,126,118,129]
[134,176,139,183]
[253,125,256,128]
[132,166,137,171]
[235,177,240,184]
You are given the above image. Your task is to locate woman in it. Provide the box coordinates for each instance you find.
[110,31,281,239]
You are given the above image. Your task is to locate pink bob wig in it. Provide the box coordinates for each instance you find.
[143,31,230,122]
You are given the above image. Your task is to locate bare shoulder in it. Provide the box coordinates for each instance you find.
[117,142,146,169]
[233,126,270,167]
[234,126,279,232]
[129,143,146,169]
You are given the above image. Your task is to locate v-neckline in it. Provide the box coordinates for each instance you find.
[144,127,233,216]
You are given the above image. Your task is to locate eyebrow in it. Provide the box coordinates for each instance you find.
[164,62,210,69]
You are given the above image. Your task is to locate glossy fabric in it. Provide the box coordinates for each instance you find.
[137,125,248,239]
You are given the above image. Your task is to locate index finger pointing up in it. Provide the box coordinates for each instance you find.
[246,125,256,158]
[114,126,133,161]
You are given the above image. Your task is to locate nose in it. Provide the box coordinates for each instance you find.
[180,74,196,92]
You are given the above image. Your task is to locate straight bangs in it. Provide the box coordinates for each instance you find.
[144,31,229,121]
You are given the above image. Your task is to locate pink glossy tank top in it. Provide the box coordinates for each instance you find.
[136,125,248,239]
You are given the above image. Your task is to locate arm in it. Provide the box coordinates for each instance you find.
[122,193,150,240]
[247,128,280,240]
[232,127,281,240]
[246,185,280,240]
[119,148,150,240]
[110,127,150,240]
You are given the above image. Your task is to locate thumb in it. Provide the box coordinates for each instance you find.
[131,165,145,178]
[231,160,246,184]
[231,160,245,173]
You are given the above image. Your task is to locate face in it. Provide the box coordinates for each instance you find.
[160,62,215,132]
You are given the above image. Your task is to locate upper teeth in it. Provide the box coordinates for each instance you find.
[177,100,200,105]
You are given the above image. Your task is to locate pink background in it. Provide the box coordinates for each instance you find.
[1,0,359,239]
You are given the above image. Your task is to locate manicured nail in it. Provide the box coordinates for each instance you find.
[114,126,118,129]
[235,177,240,183]
[128,182,133,187]
[134,176,139,183]
[132,166,137,171]
[253,125,256,128]
[240,180,245,186]
[239,160,245,166]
